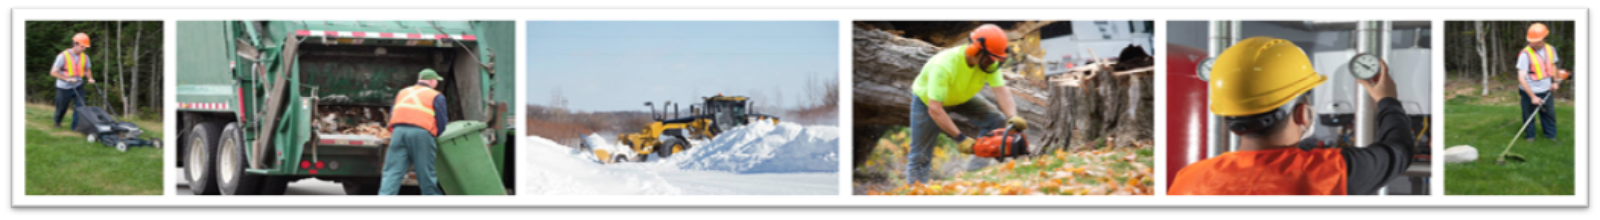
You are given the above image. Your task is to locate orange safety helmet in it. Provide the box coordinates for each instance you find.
[1527,23,1548,42]
[73,33,91,47]
[965,24,1009,60]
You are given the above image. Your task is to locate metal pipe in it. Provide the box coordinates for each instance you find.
[1378,20,1394,196]
[1207,20,1236,158]
[1355,21,1379,147]
[1226,20,1242,154]
[1203,20,1216,157]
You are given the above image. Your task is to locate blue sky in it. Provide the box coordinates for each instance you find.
[526,21,838,112]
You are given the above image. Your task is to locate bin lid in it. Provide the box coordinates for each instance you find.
[437,121,488,140]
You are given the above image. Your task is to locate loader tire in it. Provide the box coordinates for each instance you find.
[658,137,690,159]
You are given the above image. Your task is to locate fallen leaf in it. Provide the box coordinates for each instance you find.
[1087,187,1107,195]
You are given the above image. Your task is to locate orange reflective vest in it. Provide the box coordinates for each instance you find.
[388,85,441,136]
[1169,148,1348,195]
[61,51,89,78]
[1525,44,1555,80]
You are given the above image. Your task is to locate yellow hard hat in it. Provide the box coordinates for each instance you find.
[1209,37,1325,117]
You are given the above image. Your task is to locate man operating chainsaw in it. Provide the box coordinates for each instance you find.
[1168,37,1413,195]
[904,24,1029,186]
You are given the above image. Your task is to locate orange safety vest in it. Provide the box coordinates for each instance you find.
[1169,148,1348,195]
[61,51,89,78]
[388,85,441,136]
[1525,44,1556,80]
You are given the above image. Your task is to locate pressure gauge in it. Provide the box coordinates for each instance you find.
[1347,53,1382,80]
[1196,57,1216,82]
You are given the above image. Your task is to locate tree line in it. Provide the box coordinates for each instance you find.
[1444,21,1574,97]
[25,21,163,120]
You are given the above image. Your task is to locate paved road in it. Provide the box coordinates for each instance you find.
[173,168,346,195]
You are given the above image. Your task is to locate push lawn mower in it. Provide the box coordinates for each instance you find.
[69,87,160,152]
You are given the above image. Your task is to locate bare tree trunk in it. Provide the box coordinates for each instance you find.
[130,21,142,117]
[1476,21,1489,96]
[1487,22,1497,79]
[115,21,126,117]
[99,22,109,108]
[150,44,160,116]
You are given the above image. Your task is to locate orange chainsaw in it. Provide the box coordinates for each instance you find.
[972,124,1029,161]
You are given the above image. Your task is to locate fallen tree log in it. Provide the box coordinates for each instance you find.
[852,26,1052,167]
[851,24,1152,168]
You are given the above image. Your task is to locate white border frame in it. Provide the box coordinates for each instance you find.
[9,8,1587,207]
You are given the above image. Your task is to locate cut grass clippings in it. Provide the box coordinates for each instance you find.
[1443,102,1574,195]
[24,104,163,195]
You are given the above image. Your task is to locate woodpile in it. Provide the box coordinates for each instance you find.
[851,23,1153,167]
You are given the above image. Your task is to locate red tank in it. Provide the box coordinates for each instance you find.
[1166,44,1210,190]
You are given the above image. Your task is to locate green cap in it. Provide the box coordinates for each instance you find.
[418,68,444,81]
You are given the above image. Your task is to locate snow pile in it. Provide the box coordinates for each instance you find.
[524,136,684,195]
[666,122,839,174]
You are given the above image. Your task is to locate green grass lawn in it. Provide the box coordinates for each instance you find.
[1443,101,1574,195]
[23,104,163,195]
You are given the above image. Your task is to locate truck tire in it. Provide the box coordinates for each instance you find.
[184,122,222,195]
[658,137,690,159]
[611,155,628,163]
[218,123,264,195]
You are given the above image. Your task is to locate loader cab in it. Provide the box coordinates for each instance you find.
[703,95,751,132]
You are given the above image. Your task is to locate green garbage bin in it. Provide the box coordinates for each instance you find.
[434,121,507,195]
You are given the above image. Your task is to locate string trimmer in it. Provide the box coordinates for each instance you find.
[1498,72,1568,165]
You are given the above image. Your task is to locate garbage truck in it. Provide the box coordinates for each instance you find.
[176,21,516,195]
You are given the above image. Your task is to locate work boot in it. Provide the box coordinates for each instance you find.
[1525,137,1534,143]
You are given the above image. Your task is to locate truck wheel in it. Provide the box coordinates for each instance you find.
[631,154,648,163]
[218,123,264,195]
[184,122,222,195]
[342,182,379,195]
[658,138,689,159]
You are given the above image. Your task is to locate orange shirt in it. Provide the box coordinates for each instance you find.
[1169,148,1348,195]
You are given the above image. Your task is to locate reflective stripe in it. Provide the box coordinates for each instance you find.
[395,86,436,116]
[62,52,87,77]
[1526,44,1555,80]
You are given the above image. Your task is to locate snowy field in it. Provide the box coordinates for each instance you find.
[525,122,839,195]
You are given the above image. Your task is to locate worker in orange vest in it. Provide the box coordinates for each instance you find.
[1515,22,1567,143]
[380,68,449,195]
[1169,37,1413,195]
[51,33,96,129]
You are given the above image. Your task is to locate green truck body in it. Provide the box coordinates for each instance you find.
[176,21,515,195]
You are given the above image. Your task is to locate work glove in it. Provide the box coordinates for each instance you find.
[1007,116,1029,132]
[954,134,976,154]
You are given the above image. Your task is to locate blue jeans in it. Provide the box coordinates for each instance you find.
[906,95,1006,185]
[54,86,85,129]
[380,126,441,195]
[1519,89,1557,139]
